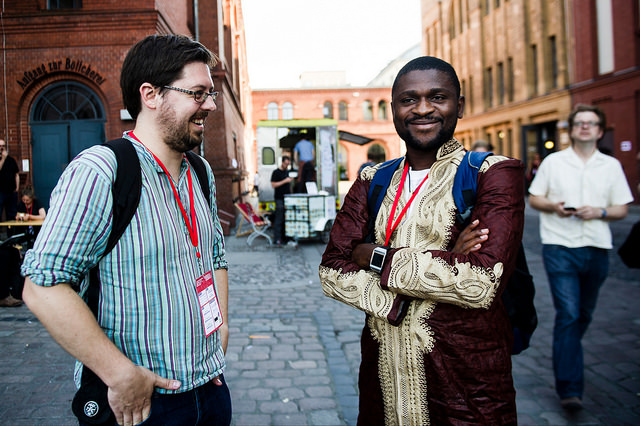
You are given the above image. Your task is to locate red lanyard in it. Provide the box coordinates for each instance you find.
[384,161,429,246]
[130,133,200,258]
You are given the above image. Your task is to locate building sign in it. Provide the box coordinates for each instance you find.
[17,58,107,90]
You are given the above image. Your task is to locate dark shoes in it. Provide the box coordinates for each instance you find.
[561,396,583,411]
[0,295,23,307]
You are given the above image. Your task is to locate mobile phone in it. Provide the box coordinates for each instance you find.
[564,207,576,211]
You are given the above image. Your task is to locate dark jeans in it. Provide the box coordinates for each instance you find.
[0,191,17,221]
[543,244,608,399]
[273,199,285,243]
[79,376,232,426]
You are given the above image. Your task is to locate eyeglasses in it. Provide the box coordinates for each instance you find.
[163,86,219,103]
[573,120,600,128]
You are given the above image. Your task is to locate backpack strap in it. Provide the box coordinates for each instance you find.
[453,151,493,224]
[185,151,211,207]
[366,157,403,242]
[87,138,142,315]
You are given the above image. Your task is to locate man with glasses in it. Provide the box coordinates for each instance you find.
[22,35,231,425]
[0,138,20,223]
[529,104,633,411]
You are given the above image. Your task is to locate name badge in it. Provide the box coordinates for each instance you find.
[196,271,223,336]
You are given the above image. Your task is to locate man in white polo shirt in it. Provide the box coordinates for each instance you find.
[529,104,633,411]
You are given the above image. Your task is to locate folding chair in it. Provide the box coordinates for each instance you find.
[234,202,272,246]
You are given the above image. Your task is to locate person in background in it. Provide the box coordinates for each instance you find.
[16,187,46,222]
[270,155,293,246]
[21,34,231,425]
[528,104,633,411]
[320,56,523,424]
[471,139,493,152]
[525,152,541,191]
[293,134,315,174]
[357,152,377,175]
[0,138,20,222]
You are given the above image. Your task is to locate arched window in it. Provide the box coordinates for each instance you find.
[362,100,373,121]
[267,102,278,120]
[323,101,333,119]
[32,82,104,121]
[282,102,293,120]
[339,101,348,121]
[377,100,388,120]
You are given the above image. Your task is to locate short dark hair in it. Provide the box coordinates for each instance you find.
[568,104,606,133]
[120,34,218,120]
[392,56,461,98]
[282,155,291,162]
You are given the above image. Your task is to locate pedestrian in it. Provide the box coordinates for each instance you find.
[270,155,293,245]
[293,134,315,173]
[0,137,20,222]
[21,34,231,425]
[319,56,524,424]
[528,104,633,411]
[471,139,493,152]
[357,152,377,175]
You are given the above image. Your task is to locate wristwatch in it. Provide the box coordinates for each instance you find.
[370,246,388,274]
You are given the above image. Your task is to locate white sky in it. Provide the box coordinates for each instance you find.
[242,0,422,89]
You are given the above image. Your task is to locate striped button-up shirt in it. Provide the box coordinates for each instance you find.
[22,134,228,393]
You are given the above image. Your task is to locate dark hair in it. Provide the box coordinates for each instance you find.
[120,34,218,120]
[392,56,461,98]
[21,186,36,199]
[568,104,607,133]
[282,155,291,162]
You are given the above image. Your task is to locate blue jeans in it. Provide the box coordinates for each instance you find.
[543,245,608,399]
[80,375,232,426]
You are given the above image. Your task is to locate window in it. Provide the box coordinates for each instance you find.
[362,100,373,121]
[49,0,82,8]
[323,101,333,119]
[497,62,505,105]
[485,67,493,108]
[377,100,388,120]
[507,57,514,102]
[267,102,278,120]
[32,82,104,121]
[262,147,275,166]
[339,101,348,121]
[282,102,293,120]
[531,44,538,95]
[549,36,558,88]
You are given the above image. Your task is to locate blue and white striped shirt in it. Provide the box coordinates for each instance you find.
[22,134,228,393]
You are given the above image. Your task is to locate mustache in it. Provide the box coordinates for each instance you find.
[406,115,441,124]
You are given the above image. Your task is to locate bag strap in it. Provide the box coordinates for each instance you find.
[185,150,211,207]
[453,150,493,224]
[366,157,403,241]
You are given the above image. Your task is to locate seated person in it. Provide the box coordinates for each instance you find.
[16,187,46,222]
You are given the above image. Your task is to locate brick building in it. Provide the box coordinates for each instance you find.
[420,0,639,199]
[0,0,251,228]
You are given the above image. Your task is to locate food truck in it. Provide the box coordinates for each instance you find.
[256,119,338,242]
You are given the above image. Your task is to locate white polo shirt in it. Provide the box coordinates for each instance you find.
[528,146,633,249]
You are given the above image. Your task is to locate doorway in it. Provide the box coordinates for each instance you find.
[30,82,106,208]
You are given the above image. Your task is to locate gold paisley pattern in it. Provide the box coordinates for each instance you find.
[320,139,513,424]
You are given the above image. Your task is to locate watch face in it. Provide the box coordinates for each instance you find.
[371,251,385,266]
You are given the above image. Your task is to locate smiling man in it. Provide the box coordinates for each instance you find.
[22,35,231,426]
[319,56,524,424]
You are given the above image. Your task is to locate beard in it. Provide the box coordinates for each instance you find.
[159,105,206,153]
[398,116,458,153]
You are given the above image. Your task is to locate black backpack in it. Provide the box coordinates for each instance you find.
[72,138,211,424]
[367,153,537,355]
